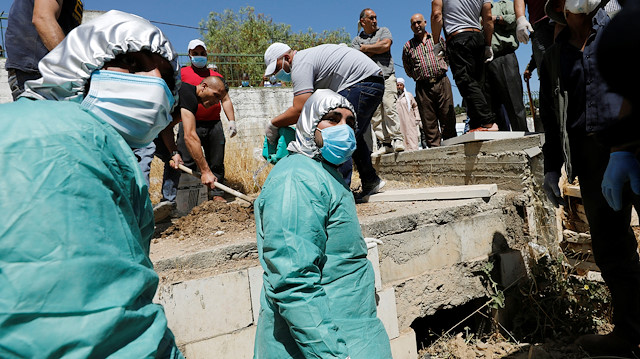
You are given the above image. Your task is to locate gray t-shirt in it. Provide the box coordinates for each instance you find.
[291,44,382,96]
[442,0,491,35]
[351,27,395,77]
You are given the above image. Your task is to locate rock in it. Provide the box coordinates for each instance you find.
[528,344,551,359]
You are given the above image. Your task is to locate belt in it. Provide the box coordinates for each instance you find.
[360,73,384,84]
[419,73,446,85]
[446,28,481,42]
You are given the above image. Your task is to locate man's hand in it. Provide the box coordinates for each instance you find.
[523,68,532,81]
[433,42,445,59]
[170,153,183,169]
[543,171,564,207]
[516,16,534,44]
[201,171,218,190]
[602,151,640,211]
[484,46,494,63]
[228,120,238,138]
[265,120,279,144]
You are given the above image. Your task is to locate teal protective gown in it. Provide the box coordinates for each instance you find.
[254,90,391,359]
[0,99,182,358]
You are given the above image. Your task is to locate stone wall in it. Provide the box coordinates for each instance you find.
[0,59,12,104]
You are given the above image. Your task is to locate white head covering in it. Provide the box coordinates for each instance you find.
[21,10,180,103]
[396,77,405,84]
[287,89,356,159]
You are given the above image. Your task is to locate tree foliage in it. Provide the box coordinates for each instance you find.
[198,6,351,86]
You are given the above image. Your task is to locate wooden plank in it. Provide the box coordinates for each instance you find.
[563,184,581,198]
[366,184,498,203]
[441,131,526,146]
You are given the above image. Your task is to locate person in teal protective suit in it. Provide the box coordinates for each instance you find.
[0,11,184,358]
[254,89,392,359]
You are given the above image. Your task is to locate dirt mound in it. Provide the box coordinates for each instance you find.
[162,201,255,239]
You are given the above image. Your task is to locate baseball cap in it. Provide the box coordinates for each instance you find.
[264,42,291,76]
[188,39,207,51]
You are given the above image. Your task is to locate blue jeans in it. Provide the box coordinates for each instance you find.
[154,137,181,203]
[338,81,384,186]
[133,142,156,187]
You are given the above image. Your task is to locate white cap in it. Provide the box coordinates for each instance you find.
[188,39,207,51]
[397,77,405,84]
[264,42,291,76]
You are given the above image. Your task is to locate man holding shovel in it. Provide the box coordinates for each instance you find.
[152,75,229,220]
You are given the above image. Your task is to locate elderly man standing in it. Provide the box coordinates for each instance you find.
[402,13,456,147]
[352,8,405,157]
[263,42,386,198]
[431,0,497,132]
[395,78,422,151]
[0,11,183,357]
[180,39,238,202]
[485,0,528,131]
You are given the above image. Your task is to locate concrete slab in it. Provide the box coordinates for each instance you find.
[366,184,497,203]
[377,210,509,284]
[377,287,400,340]
[185,325,257,359]
[248,266,264,324]
[156,270,253,345]
[441,131,526,146]
[367,245,382,292]
[496,250,528,288]
[390,328,418,359]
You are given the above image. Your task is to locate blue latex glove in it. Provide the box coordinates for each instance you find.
[602,151,640,211]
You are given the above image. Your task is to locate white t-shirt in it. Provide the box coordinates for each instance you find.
[291,44,382,96]
[442,0,492,35]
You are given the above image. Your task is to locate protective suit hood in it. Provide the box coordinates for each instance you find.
[287,89,356,159]
[21,10,180,104]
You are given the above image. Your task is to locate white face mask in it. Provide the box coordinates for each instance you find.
[81,70,176,148]
[565,0,601,14]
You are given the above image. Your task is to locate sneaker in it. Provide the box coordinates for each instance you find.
[153,201,176,223]
[575,332,639,357]
[371,145,392,159]
[468,123,499,133]
[360,178,386,197]
[392,139,405,152]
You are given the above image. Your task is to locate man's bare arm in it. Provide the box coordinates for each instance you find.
[181,109,217,188]
[360,39,392,55]
[514,0,526,19]
[33,0,65,51]
[431,0,444,44]
[271,92,312,127]
[482,3,495,46]
[220,93,235,122]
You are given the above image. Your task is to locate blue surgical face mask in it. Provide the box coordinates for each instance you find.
[275,68,291,82]
[318,124,357,165]
[241,80,250,87]
[190,55,207,68]
[81,70,175,148]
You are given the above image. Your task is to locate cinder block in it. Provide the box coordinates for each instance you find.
[376,287,400,340]
[367,245,382,292]
[156,270,253,345]
[185,325,257,359]
[390,328,418,359]
[248,266,264,324]
[496,250,527,288]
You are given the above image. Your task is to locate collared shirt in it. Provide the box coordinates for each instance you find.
[491,0,519,56]
[402,34,448,81]
[351,27,395,77]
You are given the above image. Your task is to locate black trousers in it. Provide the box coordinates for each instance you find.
[485,52,528,131]
[447,31,495,129]
[415,76,457,147]
[572,133,640,344]
[177,120,226,183]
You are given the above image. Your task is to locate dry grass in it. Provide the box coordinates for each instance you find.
[224,143,271,195]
